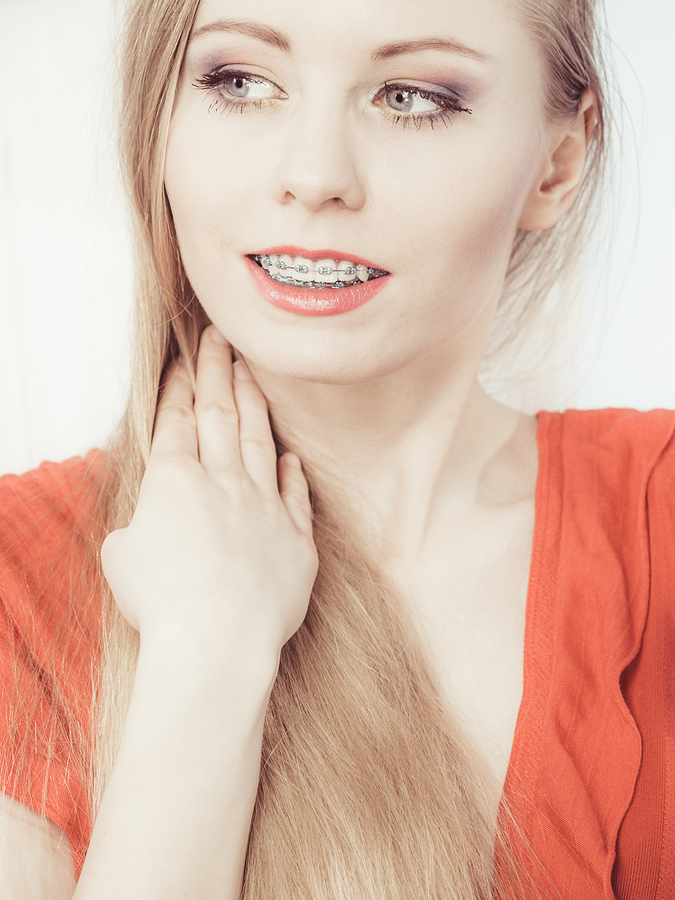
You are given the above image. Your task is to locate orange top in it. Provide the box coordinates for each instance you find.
[0,409,674,895]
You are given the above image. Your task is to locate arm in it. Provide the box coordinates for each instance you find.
[10,325,316,899]
[74,633,278,899]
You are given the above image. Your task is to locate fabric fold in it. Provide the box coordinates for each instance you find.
[503,408,675,899]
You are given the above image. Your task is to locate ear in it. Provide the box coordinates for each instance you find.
[518,89,597,231]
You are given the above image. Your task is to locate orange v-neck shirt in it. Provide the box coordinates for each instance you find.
[502,409,675,899]
[0,408,674,894]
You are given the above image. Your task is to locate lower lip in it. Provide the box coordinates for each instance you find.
[244,256,389,316]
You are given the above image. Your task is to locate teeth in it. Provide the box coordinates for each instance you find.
[254,253,387,287]
[292,255,315,283]
[315,258,337,284]
[338,260,357,283]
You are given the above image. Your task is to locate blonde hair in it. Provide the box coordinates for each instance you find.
[4,0,609,895]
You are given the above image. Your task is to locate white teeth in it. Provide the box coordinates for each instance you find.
[315,258,337,284]
[292,256,314,283]
[257,253,384,286]
[338,260,357,283]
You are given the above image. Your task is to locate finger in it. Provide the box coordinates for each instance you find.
[233,361,279,492]
[278,453,314,535]
[150,360,199,461]
[193,325,243,478]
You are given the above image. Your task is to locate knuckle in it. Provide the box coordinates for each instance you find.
[194,398,237,420]
[213,468,247,493]
[240,434,275,455]
[159,403,196,426]
[149,453,197,484]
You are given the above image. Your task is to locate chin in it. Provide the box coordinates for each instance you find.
[234,339,415,387]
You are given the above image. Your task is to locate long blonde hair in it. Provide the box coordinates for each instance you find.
[5,0,609,895]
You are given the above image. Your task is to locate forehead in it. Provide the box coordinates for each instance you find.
[191,0,535,68]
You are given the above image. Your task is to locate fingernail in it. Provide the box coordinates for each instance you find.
[210,325,228,345]
[285,453,301,468]
[233,360,253,381]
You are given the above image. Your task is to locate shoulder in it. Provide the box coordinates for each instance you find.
[0,449,107,571]
[0,454,105,882]
[0,448,107,530]
[540,406,675,450]
[538,408,675,489]
[0,449,107,666]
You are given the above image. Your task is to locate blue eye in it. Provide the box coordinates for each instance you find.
[193,69,472,130]
[194,69,284,113]
[219,73,274,100]
[375,82,472,130]
[384,87,440,114]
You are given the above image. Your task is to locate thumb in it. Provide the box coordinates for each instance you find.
[278,453,314,535]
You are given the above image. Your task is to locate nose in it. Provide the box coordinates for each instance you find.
[272,103,367,212]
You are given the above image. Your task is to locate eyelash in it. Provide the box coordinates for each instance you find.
[194,70,278,115]
[193,69,472,129]
[377,81,472,130]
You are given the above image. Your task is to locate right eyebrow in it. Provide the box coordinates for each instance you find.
[188,18,292,53]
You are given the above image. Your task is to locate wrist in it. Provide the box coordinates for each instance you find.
[137,620,281,705]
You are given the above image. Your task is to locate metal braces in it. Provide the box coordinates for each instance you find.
[256,255,369,277]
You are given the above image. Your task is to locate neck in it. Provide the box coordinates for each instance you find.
[245,331,531,561]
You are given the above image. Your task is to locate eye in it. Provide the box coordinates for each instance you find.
[194,68,284,113]
[372,82,472,129]
[219,72,275,101]
[382,86,442,115]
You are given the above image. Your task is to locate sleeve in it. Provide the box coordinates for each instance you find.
[0,450,105,879]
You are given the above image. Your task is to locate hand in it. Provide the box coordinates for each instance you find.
[100,325,318,662]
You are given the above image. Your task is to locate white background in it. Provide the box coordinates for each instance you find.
[1,0,674,476]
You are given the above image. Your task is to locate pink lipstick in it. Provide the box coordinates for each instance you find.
[244,247,390,316]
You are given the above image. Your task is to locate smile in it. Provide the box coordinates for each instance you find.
[250,253,389,290]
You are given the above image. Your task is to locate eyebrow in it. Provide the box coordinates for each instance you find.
[189,19,487,64]
[371,38,488,63]
[189,19,291,53]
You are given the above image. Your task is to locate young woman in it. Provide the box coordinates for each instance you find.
[1,0,671,897]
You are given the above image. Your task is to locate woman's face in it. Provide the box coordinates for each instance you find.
[165,0,551,384]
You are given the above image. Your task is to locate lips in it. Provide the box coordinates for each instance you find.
[243,253,390,316]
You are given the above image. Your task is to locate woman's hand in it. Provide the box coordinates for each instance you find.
[100,325,318,662]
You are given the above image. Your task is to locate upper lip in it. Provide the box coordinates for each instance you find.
[248,245,389,273]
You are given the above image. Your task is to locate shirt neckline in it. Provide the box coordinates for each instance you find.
[500,409,554,825]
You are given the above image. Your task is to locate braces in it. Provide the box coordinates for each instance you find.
[252,254,387,287]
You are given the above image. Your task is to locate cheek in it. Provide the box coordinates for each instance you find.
[373,146,538,347]
[164,111,260,259]
[382,128,540,279]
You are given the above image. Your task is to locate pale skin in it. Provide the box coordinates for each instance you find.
[0,0,596,894]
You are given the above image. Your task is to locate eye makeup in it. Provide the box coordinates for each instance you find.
[193,65,473,130]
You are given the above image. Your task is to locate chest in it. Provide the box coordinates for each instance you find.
[387,497,534,794]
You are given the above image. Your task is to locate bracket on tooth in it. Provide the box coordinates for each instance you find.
[253,255,388,285]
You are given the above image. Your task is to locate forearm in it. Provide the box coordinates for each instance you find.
[75,632,278,899]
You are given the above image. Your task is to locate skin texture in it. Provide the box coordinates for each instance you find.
[165,0,594,784]
[0,0,595,895]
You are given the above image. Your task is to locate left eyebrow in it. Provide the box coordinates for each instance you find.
[371,37,490,63]
[189,18,291,53]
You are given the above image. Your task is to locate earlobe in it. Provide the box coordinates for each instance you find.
[518,89,597,231]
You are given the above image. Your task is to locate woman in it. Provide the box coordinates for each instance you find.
[0,0,671,897]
